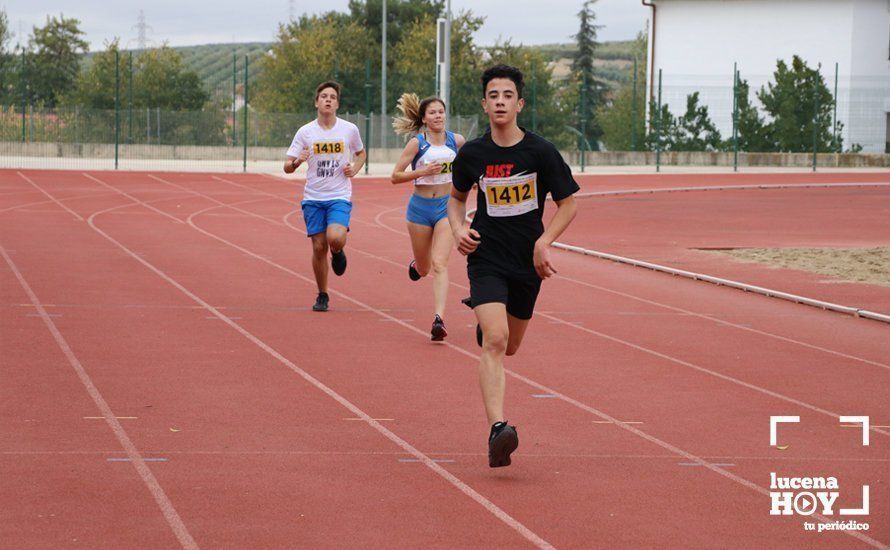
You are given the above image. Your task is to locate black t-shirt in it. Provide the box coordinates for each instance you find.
[452,129,580,278]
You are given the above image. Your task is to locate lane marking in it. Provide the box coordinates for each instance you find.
[1,244,198,550]
[84,197,554,549]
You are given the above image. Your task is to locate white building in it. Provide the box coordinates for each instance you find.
[643,0,890,152]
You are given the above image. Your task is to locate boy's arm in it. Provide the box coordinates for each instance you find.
[533,195,577,279]
[448,189,480,256]
[345,149,366,177]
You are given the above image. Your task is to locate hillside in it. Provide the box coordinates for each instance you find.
[175,42,270,94]
[83,39,637,96]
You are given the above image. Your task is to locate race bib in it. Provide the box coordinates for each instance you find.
[483,173,538,217]
[415,157,454,185]
[312,140,345,155]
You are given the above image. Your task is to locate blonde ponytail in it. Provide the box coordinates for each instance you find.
[392,92,423,137]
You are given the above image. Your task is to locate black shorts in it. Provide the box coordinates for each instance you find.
[468,265,542,320]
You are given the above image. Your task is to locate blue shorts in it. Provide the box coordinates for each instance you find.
[406,194,448,228]
[301,199,352,237]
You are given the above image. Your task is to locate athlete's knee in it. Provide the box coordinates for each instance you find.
[430,258,448,276]
[415,260,431,277]
[482,328,509,354]
[327,234,346,252]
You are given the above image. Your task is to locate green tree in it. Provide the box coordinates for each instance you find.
[0,9,14,103]
[644,99,677,151]
[597,31,646,151]
[729,77,773,152]
[347,0,446,113]
[673,92,722,151]
[570,0,606,149]
[66,42,208,110]
[64,39,122,109]
[758,56,837,152]
[254,14,377,114]
[391,11,482,115]
[62,41,221,145]
[348,0,444,46]
[133,45,208,110]
[27,14,88,107]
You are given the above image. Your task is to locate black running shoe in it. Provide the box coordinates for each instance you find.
[488,422,519,468]
[408,260,421,281]
[461,296,473,309]
[312,292,329,312]
[331,250,347,276]
[431,314,447,341]
[475,323,483,347]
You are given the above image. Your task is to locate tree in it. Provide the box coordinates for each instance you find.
[644,99,677,151]
[758,55,837,152]
[64,39,122,109]
[348,0,444,47]
[597,31,646,151]
[391,11,483,116]
[0,9,15,104]
[673,92,721,151]
[134,46,208,110]
[66,42,208,110]
[570,0,606,150]
[729,77,773,152]
[26,14,88,107]
[254,14,376,114]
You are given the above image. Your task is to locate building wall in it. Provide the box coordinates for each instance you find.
[848,0,890,151]
[646,0,890,152]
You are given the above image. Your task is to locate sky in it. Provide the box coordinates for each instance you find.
[4,0,649,51]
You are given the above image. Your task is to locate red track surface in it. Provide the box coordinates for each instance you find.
[1,169,888,548]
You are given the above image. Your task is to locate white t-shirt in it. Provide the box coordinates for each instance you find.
[287,118,364,201]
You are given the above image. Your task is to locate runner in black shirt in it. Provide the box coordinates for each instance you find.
[448,64,579,468]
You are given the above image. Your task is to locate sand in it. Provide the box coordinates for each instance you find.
[712,247,890,287]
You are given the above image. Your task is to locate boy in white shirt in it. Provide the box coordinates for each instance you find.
[284,81,366,312]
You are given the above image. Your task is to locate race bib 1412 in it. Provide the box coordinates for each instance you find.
[482,173,538,217]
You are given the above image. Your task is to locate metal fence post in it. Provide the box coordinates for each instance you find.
[128,52,134,144]
[631,57,637,152]
[115,50,120,170]
[243,55,248,172]
[833,62,839,152]
[732,63,739,173]
[365,59,371,175]
[233,53,237,147]
[20,48,26,143]
[655,69,662,173]
[812,77,819,172]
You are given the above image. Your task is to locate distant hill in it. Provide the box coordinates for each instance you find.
[529,40,639,88]
[83,39,637,96]
[83,42,271,98]
[175,42,270,95]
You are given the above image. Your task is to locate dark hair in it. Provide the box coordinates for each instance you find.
[315,80,341,100]
[419,97,446,119]
[393,94,446,136]
[481,65,524,99]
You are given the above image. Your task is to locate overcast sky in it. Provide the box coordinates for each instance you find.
[4,0,648,50]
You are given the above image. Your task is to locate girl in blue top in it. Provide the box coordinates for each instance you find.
[391,93,466,341]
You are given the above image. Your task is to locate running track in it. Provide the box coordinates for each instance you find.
[1,169,888,548]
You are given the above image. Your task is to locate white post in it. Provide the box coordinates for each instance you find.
[443,0,451,116]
